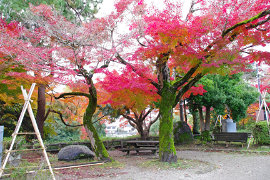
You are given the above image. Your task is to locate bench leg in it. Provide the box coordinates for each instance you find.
[126,150,130,155]
[152,150,157,155]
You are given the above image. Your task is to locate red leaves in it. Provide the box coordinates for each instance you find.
[99,67,159,112]
[29,4,54,19]
[182,84,207,99]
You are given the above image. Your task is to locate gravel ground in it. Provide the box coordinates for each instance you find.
[176,150,270,180]
[55,150,270,180]
[101,150,270,180]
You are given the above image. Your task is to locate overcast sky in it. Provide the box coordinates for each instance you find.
[97,0,192,18]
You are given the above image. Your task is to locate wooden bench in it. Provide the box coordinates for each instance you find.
[213,132,250,147]
[120,140,159,155]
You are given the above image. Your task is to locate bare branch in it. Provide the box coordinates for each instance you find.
[222,9,270,37]
[136,37,147,47]
[93,115,106,124]
[121,114,137,125]
[49,109,83,127]
[148,112,160,127]
[55,92,91,99]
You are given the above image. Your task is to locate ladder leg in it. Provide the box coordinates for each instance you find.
[0,84,35,177]
[27,102,56,180]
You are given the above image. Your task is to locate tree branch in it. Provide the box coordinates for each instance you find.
[174,73,204,107]
[49,109,83,127]
[141,108,153,121]
[222,9,270,37]
[121,114,137,125]
[147,112,160,130]
[93,115,106,124]
[172,63,201,90]
[116,53,160,91]
[55,92,91,99]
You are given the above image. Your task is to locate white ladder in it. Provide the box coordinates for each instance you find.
[0,83,55,179]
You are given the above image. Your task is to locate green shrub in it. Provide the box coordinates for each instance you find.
[252,121,270,145]
[44,117,81,144]
[200,130,212,142]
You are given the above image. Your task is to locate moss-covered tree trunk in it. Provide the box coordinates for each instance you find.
[83,84,111,161]
[56,81,111,161]
[159,84,177,163]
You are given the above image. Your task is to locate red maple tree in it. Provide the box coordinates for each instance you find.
[112,0,270,162]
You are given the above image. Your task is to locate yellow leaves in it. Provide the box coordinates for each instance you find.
[158,28,190,49]
[0,94,13,104]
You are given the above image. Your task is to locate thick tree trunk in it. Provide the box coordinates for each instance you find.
[137,121,145,139]
[83,94,111,161]
[159,84,177,163]
[36,84,46,138]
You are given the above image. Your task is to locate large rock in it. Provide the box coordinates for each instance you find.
[173,121,193,145]
[58,145,95,161]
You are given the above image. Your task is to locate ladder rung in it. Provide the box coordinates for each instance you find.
[13,132,36,135]
[3,165,40,170]
[5,148,44,153]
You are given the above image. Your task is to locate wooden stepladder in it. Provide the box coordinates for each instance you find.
[247,91,270,149]
[0,83,55,179]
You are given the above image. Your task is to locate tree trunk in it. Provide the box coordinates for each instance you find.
[179,100,184,122]
[137,121,146,139]
[36,84,46,138]
[83,94,111,161]
[198,107,205,132]
[183,100,188,122]
[205,106,211,131]
[192,109,200,134]
[159,84,177,163]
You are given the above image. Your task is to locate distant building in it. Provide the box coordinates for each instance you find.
[104,120,137,137]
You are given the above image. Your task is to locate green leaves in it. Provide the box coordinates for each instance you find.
[189,73,259,122]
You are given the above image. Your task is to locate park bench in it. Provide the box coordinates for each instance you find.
[212,132,250,147]
[120,140,159,155]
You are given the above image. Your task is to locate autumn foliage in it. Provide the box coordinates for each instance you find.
[0,0,270,162]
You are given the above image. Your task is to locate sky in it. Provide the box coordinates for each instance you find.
[97,0,192,18]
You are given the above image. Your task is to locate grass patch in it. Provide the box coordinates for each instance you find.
[140,159,195,170]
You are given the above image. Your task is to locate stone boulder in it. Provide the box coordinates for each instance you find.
[173,121,193,145]
[58,145,95,161]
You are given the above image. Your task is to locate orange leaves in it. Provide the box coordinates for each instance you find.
[159,28,190,49]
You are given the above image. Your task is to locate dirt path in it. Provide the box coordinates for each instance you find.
[56,150,270,180]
